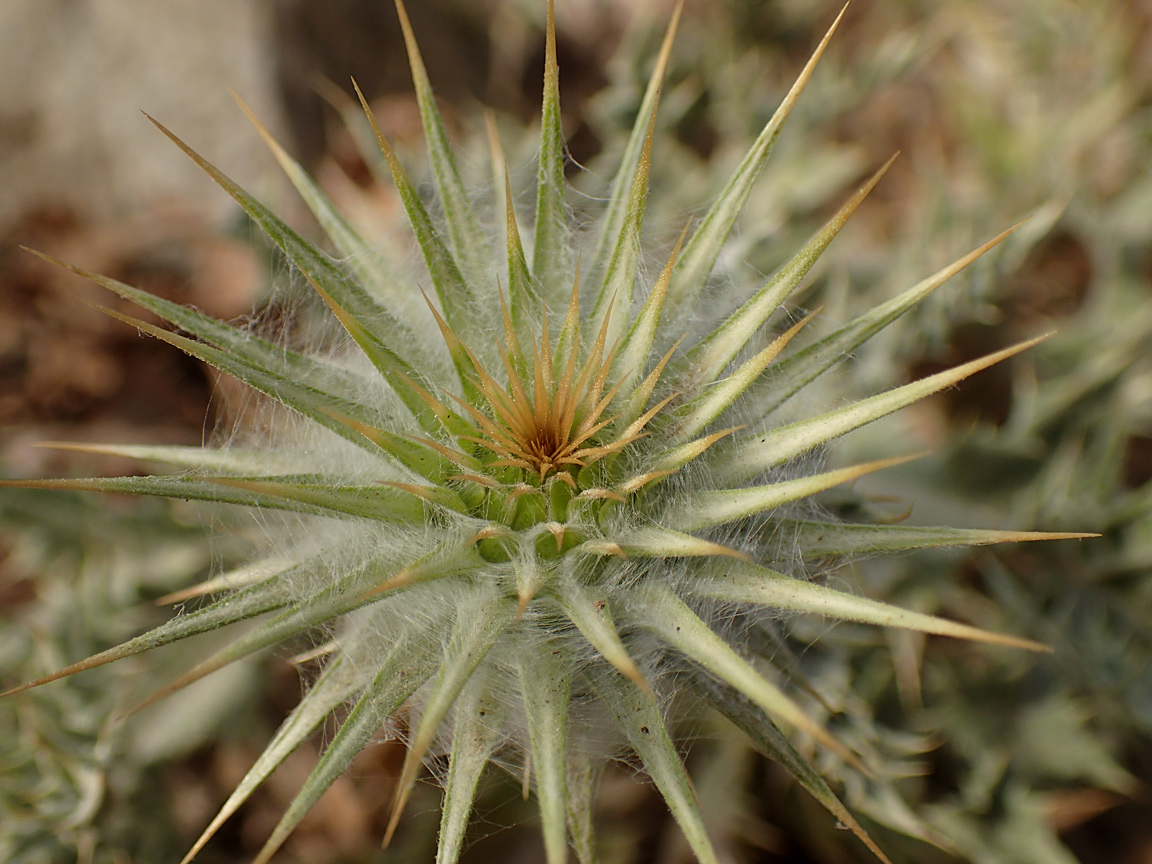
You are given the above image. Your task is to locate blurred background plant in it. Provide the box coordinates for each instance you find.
[2,0,1150,861]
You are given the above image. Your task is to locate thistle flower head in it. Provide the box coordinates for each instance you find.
[450,275,637,485]
[2,2,1094,863]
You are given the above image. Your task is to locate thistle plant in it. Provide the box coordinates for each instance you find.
[2,2,1093,862]
[0,489,231,864]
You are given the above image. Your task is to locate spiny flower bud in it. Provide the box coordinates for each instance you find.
[2,2,1092,863]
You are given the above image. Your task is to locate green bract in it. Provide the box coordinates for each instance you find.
[3,2,1092,862]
